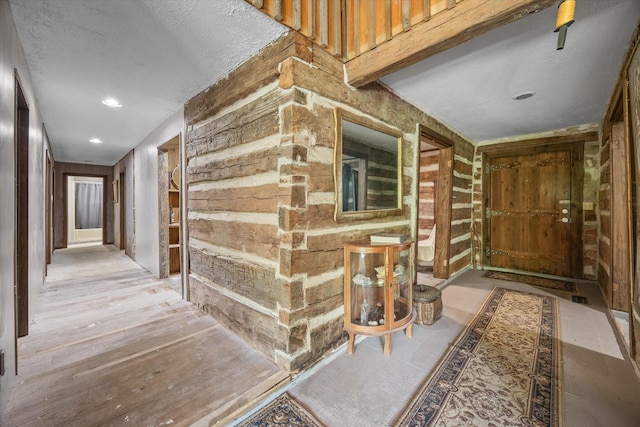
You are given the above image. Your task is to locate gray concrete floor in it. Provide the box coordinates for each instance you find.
[233,269,640,427]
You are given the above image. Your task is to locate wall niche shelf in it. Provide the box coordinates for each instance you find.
[159,136,181,278]
[343,240,414,355]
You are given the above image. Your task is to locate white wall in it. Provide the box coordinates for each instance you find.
[133,110,183,278]
[0,0,47,413]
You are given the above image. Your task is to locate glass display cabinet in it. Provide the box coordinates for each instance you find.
[343,240,414,355]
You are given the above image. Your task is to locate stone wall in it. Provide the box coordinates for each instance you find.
[184,33,474,372]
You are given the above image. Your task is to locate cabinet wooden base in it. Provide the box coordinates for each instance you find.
[345,314,415,356]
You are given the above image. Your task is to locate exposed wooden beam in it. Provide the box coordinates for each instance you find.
[345,0,558,87]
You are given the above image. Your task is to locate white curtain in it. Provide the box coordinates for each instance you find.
[75,182,103,229]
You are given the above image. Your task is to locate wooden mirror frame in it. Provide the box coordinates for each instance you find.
[334,108,403,222]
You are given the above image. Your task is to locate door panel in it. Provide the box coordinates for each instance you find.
[489,150,572,276]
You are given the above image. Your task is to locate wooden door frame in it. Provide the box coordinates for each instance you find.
[15,72,30,344]
[479,138,586,278]
[45,142,54,269]
[62,173,108,248]
[119,172,126,252]
[418,125,453,279]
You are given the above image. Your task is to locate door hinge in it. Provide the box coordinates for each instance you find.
[485,246,511,257]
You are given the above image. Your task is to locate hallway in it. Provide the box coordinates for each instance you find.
[3,245,640,426]
[1,245,289,426]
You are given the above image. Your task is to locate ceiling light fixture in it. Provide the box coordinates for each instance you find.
[89,138,103,144]
[102,97,122,108]
[513,91,536,101]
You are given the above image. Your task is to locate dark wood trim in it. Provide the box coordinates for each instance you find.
[120,172,126,251]
[15,73,30,344]
[477,128,598,155]
[434,146,453,279]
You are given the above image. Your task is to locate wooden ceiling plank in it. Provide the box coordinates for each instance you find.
[345,0,558,87]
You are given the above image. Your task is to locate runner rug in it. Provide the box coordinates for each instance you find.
[483,270,577,293]
[237,393,323,427]
[395,287,562,426]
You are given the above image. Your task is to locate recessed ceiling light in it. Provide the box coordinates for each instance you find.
[89,138,103,144]
[102,98,122,107]
[513,91,536,101]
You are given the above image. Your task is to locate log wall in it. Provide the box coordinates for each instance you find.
[450,142,474,275]
[418,151,438,240]
[582,139,600,280]
[598,134,612,298]
[184,32,474,372]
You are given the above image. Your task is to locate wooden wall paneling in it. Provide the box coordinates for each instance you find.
[434,147,452,278]
[599,134,613,303]
[570,142,585,278]
[611,121,631,310]
[624,76,638,361]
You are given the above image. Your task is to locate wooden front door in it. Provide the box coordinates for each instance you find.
[487,150,572,276]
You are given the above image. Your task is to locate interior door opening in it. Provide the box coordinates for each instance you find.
[66,175,105,246]
[417,126,453,282]
[15,76,29,346]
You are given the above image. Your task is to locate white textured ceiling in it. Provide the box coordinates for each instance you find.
[8,0,640,165]
[381,0,640,143]
[8,0,288,165]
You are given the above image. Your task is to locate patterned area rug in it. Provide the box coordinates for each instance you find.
[395,287,562,426]
[484,270,577,292]
[237,393,323,427]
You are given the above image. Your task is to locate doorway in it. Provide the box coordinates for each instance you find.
[417,125,453,281]
[482,142,584,278]
[157,135,182,282]
[15,76,29,341]
[65,175,105,246]
[119,172,126,252]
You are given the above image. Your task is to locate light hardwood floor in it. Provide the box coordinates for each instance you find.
[1,244,289,426]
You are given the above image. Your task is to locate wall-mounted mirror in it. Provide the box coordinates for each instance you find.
[334,109,403,222]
